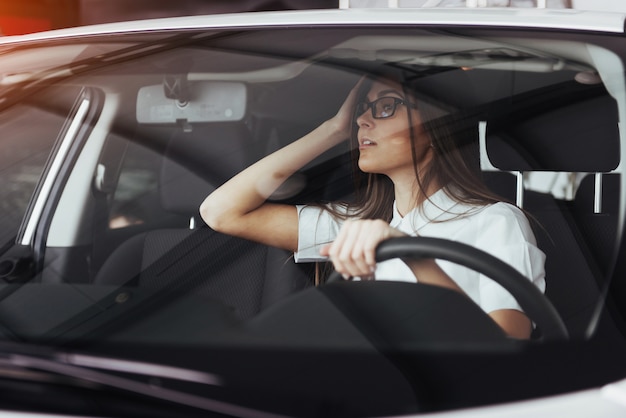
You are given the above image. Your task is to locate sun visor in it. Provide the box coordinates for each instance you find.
[136,80,246,124]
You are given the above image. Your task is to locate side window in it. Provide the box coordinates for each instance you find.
[0,88,79,248]
[108,140,161,229]
[103,129,187,232]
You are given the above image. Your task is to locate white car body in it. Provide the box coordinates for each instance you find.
[0,6,624,417]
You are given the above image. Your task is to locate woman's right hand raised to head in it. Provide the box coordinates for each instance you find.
[323,76,366,145]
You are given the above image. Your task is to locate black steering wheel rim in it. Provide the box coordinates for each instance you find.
[326,236,568,341]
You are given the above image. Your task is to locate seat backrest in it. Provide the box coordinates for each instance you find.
[484,93,621,338]
[95,122,311,319]
[158,123,254,221]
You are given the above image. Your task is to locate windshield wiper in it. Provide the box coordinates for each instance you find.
[0,351,288,418]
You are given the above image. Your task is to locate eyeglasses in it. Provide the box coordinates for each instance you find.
[354,97,417,120]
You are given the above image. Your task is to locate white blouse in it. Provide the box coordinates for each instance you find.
[295,189,546,314]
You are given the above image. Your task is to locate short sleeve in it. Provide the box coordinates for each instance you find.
[294,205,343,263]
[474,203,546,313]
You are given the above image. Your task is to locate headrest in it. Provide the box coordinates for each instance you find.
[159,123,253,216]
[487,95,620,172]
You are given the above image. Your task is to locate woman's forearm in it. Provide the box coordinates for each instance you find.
[200,120,346,232]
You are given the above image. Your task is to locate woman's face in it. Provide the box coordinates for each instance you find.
[355,80,433,182]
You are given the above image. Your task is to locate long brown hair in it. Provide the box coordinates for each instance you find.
[329,73,503,222]
[313,72,506,284]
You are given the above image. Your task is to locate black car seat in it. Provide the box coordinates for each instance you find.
[483,93,621,338]
[94,123,311,319]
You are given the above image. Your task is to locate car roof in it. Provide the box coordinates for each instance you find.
[0,7,624,45]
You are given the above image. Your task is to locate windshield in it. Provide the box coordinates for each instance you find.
[0,24,624,416]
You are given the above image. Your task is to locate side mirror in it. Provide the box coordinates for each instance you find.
[0,245,35,283]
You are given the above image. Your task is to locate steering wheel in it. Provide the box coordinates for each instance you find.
[326,236,568,341]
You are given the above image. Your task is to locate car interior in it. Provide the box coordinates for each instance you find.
[0,28,623,348]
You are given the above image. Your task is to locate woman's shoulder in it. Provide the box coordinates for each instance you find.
[476,200,532,229]
[443,195,528,225]
[437,188,518,218]
[488,200,526,216]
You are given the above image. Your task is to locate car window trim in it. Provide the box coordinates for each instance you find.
[20,97,92,246]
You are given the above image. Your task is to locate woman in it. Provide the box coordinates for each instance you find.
[200,75,546,339]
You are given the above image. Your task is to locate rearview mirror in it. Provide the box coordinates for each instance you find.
[136,81,246,123]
